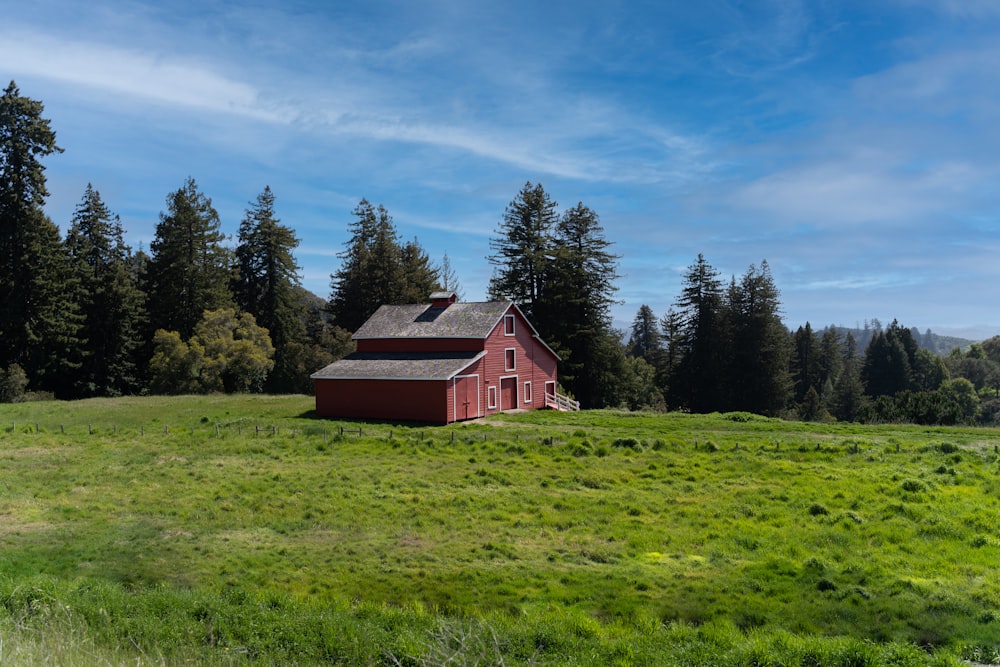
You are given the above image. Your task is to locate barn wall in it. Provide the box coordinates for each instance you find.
[448,356,485,422]
[314,379,449,423]
[481,307,559,414]
[357,338,482,353]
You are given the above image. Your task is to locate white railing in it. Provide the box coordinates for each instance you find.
[545,390,580,412]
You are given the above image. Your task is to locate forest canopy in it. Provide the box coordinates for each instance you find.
[1,82,996,425]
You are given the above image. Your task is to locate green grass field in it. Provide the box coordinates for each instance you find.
[1,395,998,665]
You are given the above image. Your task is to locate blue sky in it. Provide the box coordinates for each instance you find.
[5,0,1000,338]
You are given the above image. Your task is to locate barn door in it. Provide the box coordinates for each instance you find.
[454,375,480,421]
[500,377,517,411]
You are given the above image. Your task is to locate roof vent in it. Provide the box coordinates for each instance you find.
[429,291,458,308]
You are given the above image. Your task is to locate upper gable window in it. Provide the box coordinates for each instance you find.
[503,314,515,336]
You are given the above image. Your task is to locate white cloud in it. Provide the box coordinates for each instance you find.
[0,29,293,123]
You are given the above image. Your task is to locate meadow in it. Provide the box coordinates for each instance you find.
[1,395,999,665]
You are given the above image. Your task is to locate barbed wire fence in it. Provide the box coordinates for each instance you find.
[0,419,536,446]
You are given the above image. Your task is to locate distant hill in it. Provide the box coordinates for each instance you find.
[823,323,975,356]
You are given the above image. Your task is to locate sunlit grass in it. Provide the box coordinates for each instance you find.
[0,396,998,664]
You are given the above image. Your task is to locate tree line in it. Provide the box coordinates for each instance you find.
[2,81,996,425]
[0,82,435,400]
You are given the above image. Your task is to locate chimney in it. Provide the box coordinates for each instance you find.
[429,291,458,308]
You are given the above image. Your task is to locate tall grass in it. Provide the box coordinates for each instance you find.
[0,396,998,664]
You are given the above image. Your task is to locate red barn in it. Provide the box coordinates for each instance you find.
[311,292,571,423]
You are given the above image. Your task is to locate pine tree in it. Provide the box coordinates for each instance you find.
[817,327,843,404]
[831,332,865,421]
[398,237,439,304]
[658,308,683,408]
[487,182,558,320]
[536,203,620,408]
[672,254,725,412]
[628,304,661,362]
[724,261,790,415]
[790,323,821,403]
[862,321,917,398]
[145,178,233,340]
[328,200,437,332]
[0,81,80,393]
[437,250,463,300]
[232,186,305,392]
[64,184,144,396]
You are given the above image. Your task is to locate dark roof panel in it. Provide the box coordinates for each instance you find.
[353,301,513,339]
[310,351,485,381]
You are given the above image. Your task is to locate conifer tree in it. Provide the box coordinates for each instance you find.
[0,81,80,392]
[628,305,662,362]
[232,186,305,391]
[672,254,725,412]
[831,332,865,421]
[145,178,233,340]
[487,182,558,320]
[437,250,463,300]
[399,237,439,304]
[658,308,683,407]
[328,200,438,332]
[790,323,822,403]
[862,321,915,398]
[724,261,790,415]
[537,202,620,407]
[65,184,144,396]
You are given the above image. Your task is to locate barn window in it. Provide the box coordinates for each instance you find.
[504,314,515,336]
[523,381,532,404]
[488,386,497,409]
[504,348,516,371]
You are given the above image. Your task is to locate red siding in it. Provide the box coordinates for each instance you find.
[357,338,483,353]
[480,306,558,415]
[315,378,449,423]
[315,303,559,423]
[447,356,485,422]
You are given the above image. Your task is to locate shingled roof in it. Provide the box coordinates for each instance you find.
[353,300,517,339]
[311,351,485,380]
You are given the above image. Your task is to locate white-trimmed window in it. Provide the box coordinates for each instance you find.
[504,348,516,371]
[523,381,532,404]
[488,386,498,409]
[504,313,515,336]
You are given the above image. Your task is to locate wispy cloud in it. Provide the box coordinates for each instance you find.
[894,0,1000,19]
[5,0,1000,336]
[0,29,290,122]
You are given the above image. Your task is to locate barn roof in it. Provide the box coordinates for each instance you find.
[310,351,486,381]
[353,300,516,340]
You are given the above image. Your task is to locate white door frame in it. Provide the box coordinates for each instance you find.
[499,374,518,411]
[452,374,481,421]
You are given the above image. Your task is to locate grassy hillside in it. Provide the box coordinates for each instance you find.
[1,396,998,665]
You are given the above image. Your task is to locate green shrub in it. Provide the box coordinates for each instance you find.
[0,364,28,403]
[611,437,643,451]
[808,503,829,516]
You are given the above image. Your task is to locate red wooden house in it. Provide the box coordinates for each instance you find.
[311,292,569,423]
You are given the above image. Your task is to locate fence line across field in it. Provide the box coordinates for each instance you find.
[0,421,932,456]
[2,421,510,444]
